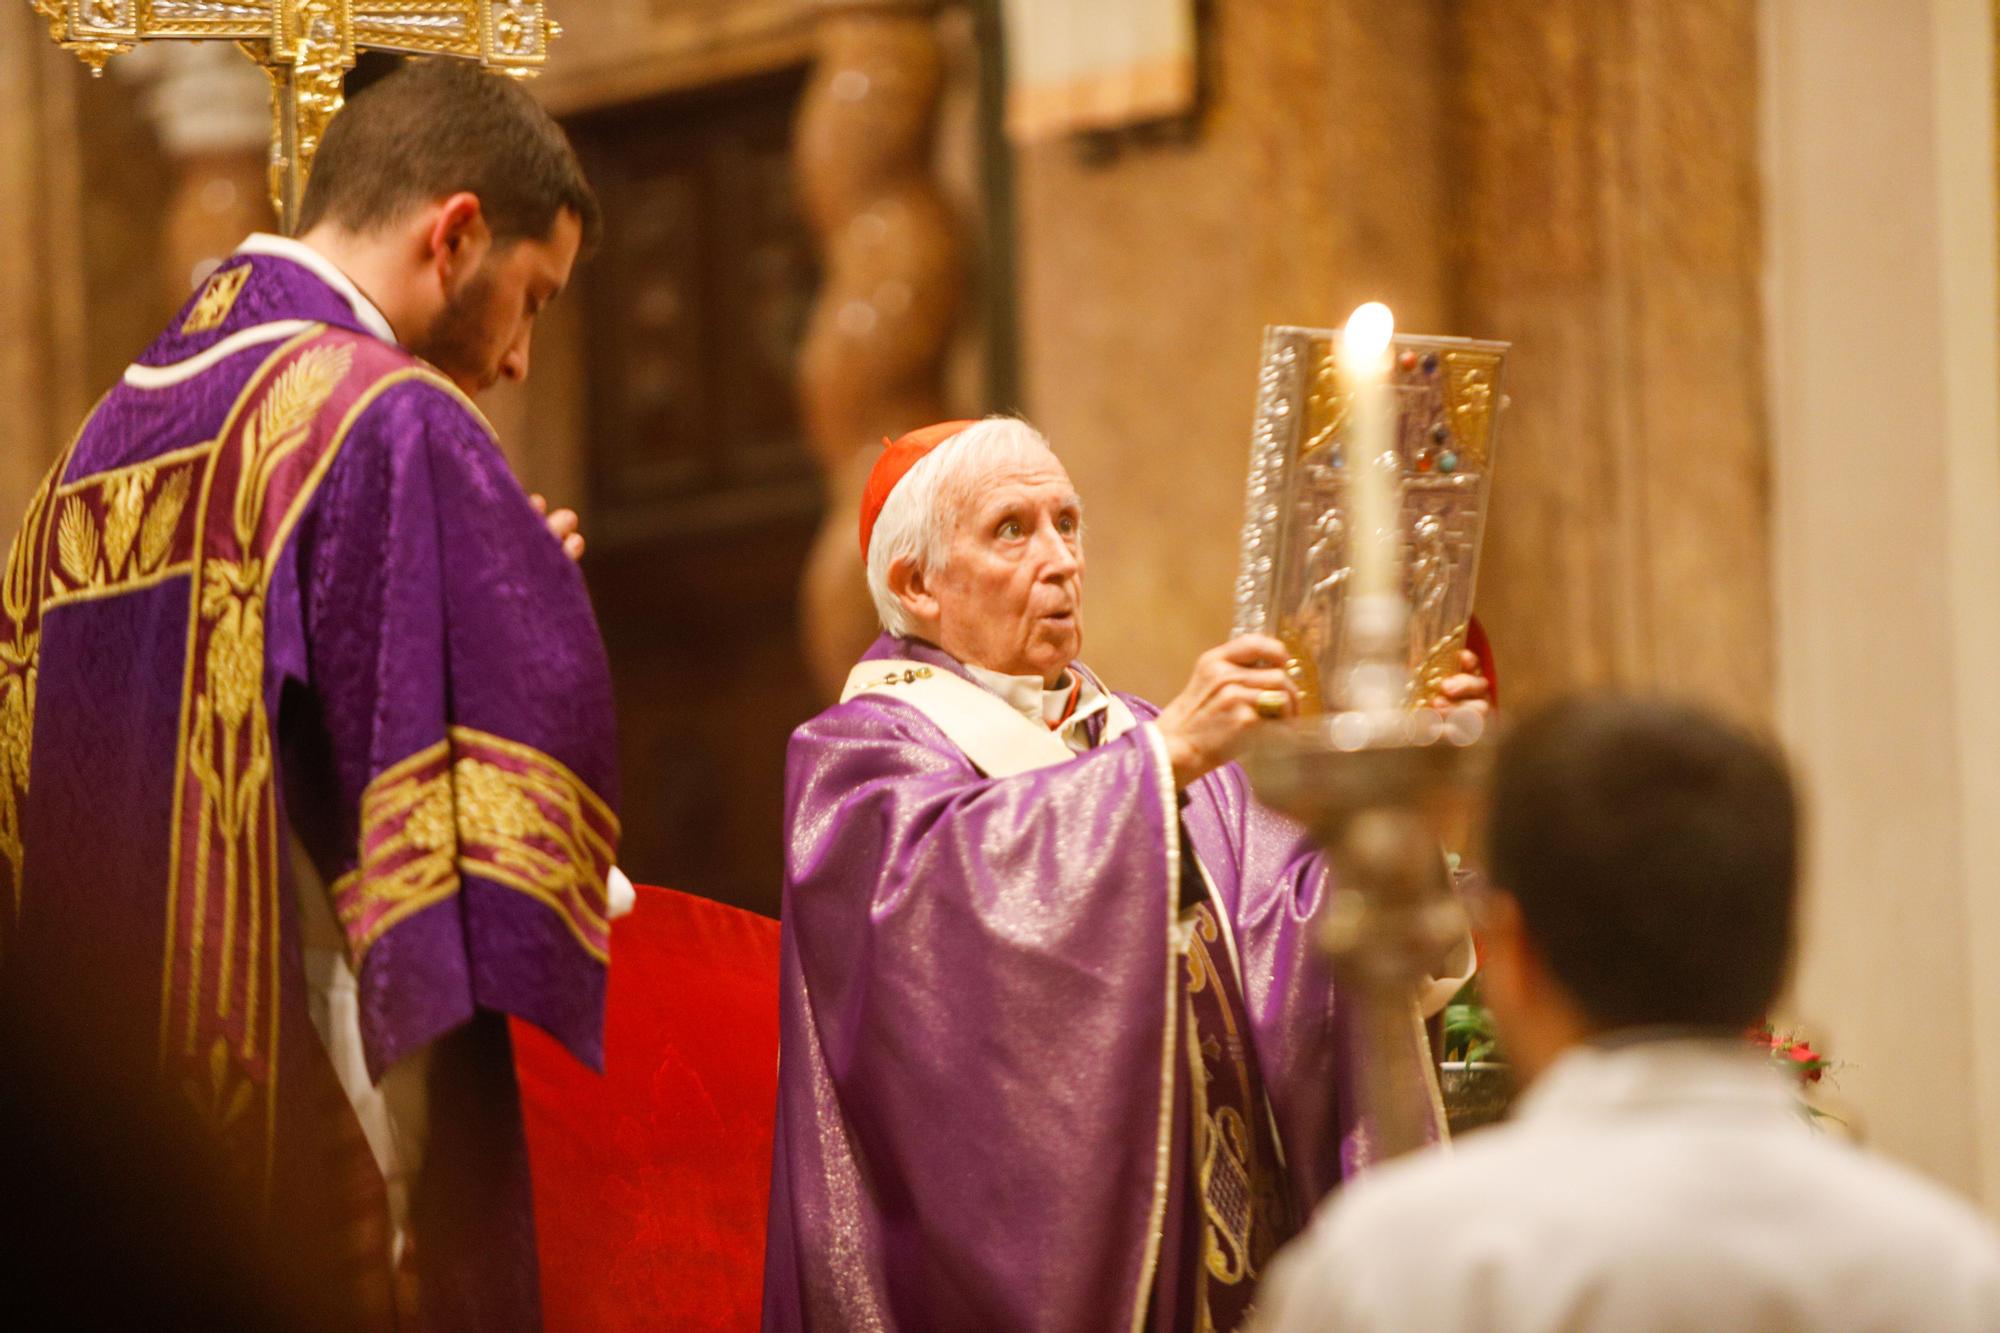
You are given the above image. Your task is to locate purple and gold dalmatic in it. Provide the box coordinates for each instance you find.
[763,636,1440,1333]
[0,248,618,1326]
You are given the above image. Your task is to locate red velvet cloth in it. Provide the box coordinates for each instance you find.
[1466,614,1499,708]
[513,885,781,1332]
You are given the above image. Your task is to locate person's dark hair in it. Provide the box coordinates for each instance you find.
[297,59,600,252]
[1484,694,1799,1031]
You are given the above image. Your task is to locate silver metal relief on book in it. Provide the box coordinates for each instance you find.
[1232,325,1509,713]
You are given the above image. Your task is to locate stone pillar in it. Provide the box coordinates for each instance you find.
[1765,0,2000,1208]
[1450,1,1770,718]
[794,0,965,698]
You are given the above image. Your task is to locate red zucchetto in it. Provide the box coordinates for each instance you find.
[858,420,979,561]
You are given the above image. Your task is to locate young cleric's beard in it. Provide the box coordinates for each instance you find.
[411,262,505,394]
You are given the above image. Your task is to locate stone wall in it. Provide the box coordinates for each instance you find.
[1015,1,1771,716]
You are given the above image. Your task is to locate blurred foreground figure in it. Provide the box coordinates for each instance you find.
[0,998,350,1331]
[0,62,618,1330]
[1256,696,2000,1332]
[761,417,1484,1332]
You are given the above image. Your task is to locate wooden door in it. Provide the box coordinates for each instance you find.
[568,71,822,917]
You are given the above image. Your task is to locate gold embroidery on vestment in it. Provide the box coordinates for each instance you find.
[1200,1104,1257,1286]
[42,444,213,611]
[331,728,620,969]
[55,497,99,590]
[182,263,252,335]
[451,731,618,963]
[102,470,147,575]
[233,342,353,546]
[185,1034,256,1139]
[140,466,193,573]
[0,432,85,923]
[185,341,351,1042]
[329,740,458,962]
[157,324,396,1201]
[132,327,568,1205]
[1182,900,1287,1324]
[0,649,30,899]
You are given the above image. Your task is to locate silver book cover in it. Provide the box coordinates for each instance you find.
[1232,324,1509,712]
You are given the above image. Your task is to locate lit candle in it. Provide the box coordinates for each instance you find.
[1342,302,1398,601]
[1340,302,1405,711]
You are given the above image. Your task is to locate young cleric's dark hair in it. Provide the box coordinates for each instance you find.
[1484,694,1799,1031]
[296,59,601,252]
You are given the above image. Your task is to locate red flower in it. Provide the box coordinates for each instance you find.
[1748,1023,1831,1085]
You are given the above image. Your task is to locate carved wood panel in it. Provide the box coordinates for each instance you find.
[574,70,822,541]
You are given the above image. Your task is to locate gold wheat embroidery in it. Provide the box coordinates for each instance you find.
[179,337,349,1046]
[1,480,46,626]
[139,466,193,575]
[101,471,150,578]
[233,344,352,548]
[55,499,99,590]
[39,451,210,610]
[0,440,73,921]
[142,327,385,1204]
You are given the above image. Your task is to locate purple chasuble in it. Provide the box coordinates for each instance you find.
[0,250,620,1331]
[762,635,1440,1333]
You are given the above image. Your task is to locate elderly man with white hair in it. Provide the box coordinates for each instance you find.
[760,417,1486,1333]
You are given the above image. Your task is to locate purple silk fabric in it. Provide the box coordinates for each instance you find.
[279,353,620,1078]
[7,251,618,1332]
[762,636,1434,1332]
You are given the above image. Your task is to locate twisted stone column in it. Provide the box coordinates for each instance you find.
[795,0,965,699]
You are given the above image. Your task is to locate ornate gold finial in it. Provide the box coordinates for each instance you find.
[32,2,563,231]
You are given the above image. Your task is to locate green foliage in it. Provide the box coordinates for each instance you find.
[1441,979,1501,1065]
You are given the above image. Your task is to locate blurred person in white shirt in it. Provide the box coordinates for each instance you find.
[1255,694,2000,1333]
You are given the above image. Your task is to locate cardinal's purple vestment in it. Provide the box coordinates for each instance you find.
[0,238,619,1329]
[762,635,1444,1332]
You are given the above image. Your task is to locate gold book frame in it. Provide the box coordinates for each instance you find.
[1231,324,1509,713]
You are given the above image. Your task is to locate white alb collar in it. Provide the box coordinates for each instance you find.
[236,233,399,346]
[963,662,1110,736]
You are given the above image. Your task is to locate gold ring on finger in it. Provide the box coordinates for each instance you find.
[1254,689,1289,720]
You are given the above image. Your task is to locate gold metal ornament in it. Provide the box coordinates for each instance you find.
[1233,327,1509,716]
[29,1,564,232]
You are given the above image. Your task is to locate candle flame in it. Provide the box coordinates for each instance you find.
[1342,302,1396,366]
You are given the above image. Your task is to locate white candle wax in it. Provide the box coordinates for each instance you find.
[1341,302,1398,602]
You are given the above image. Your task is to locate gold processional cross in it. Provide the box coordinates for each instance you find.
[30,1,562,232]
